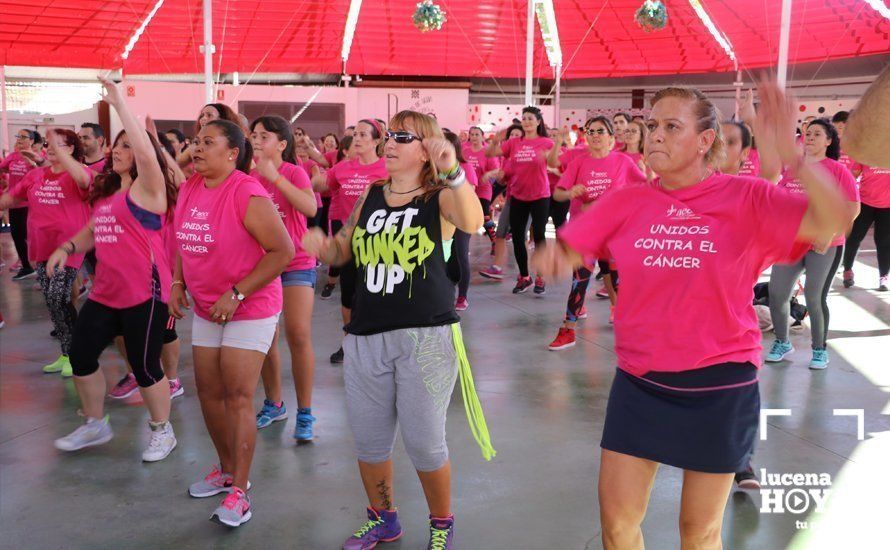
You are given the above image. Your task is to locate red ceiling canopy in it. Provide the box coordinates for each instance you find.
[0,0,887,79]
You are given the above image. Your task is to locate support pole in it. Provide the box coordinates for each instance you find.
[553,63,561,129]
[0,66,8,155]
[203,0,214,104]
[524,0,534,106]
[777,0,792,90]
[733,68,742,120]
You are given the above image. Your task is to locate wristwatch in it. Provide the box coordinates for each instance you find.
[232,286,245,301]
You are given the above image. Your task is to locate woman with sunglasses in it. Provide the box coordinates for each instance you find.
[0,129,39,280]
[0,129,93,376]
[547,117,647,350]
[486,107,555,294]
[303,110,485,550]
[315,119,387,364]
[533,81,847,549]
[764,118,859,370]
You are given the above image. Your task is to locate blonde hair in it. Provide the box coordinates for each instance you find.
[624,120,648,154]
[650,87,725,168]
[385,110,447,200]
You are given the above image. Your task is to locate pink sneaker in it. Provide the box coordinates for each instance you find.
[211,487,252,527]
[455,297,469,311]
[479,266,504,280]
[109,373,138,399]
[169,378,184,399]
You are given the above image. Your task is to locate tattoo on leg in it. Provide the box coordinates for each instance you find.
[376,479,392,510]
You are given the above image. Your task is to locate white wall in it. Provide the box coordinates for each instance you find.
[3,107,98,155]
[109,81,470,137]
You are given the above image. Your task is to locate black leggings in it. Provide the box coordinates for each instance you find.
[36,262,78,356]
[447,230,472,299]
[9,207,31,270]
[329,219,344,278]
[71,298,167,387]
[340,259,357,309]
[549,198,570,230]
[318,196,332,235]
[509,197,550,277]
[843,203,890,277]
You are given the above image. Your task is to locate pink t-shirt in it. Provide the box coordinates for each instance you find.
[462,144,497,201]
[327,157,388,221]
[557,151,648,217]
[0,152,33,207]
[250,162,316,272]
[778,157,859,247]
[558,173,811,376]
[500,136,554,202]
[174,170,282,321]
[558,144,588,171]
[858,166,890,208]
[9,166,91,267]
[738,149,760,177]
[460,161,479,189]
[86,157,107,174]
[90,191,173,308]
[837,151,859,176]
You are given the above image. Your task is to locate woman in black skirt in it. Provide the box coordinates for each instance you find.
[533,78,848,549]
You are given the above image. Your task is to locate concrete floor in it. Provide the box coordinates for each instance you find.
[1,230,889,550]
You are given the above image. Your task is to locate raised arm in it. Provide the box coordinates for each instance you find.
[757,78,847,244]
[844,65,890,168]
[48,131,91,189]
[99,78,167,212]
[486,130,507,158]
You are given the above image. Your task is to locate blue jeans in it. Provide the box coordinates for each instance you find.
[281,268,317,289]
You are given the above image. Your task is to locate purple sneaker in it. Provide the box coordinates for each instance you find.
[428,515,455,550]
[343,507,402,550]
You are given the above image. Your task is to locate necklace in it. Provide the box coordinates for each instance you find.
[386,183,423,195]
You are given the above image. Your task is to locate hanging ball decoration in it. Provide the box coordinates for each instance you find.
[413,1,447,33]
[635,0,668,33]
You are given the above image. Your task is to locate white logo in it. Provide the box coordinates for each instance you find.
[666,204,700,220]
[190,207,209,220]
[759,468,832,530]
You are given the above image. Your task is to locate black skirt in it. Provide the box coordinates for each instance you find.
[601,362,759,474]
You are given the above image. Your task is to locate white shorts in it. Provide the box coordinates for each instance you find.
[191,314,280,354]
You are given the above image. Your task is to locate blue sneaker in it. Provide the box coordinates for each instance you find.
[765,340,794,362]
[256,399,287,429]
[343,507,402,550]
[428,515,455,550]
[294,408,316,442]
[809,348,829,370]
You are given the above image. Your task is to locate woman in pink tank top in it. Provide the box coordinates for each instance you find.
[45,78,181,463]
[248,115,320,442]
[169,118,293,528]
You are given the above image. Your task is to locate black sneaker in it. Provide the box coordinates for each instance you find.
[12,266,36,280]
[330,347,344,364]
[533,276,546,295]
[512,276,533,294]
[734,466,761,490]
[320,283,336,300]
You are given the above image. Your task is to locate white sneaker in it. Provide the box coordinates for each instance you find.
[55,416,114,451]
[142,421,177,462]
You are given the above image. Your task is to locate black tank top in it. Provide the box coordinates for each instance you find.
[346,185,459,335]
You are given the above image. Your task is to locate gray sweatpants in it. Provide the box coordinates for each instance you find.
[343,325,459,472]
[768,246,843,349]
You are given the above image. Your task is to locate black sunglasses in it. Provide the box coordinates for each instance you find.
[585,128,610,136]
[385,131,422,144]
